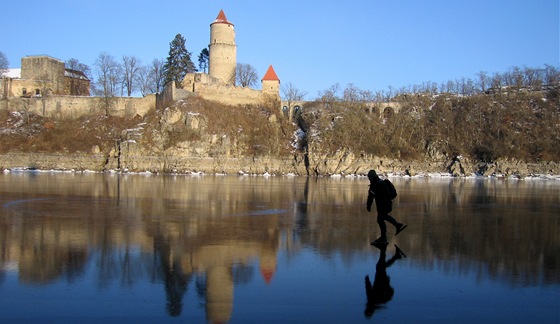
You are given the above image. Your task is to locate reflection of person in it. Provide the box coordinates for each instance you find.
[366,170,407,244]
[364,244,406,318]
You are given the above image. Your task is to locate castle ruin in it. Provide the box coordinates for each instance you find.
[1,55,90,98]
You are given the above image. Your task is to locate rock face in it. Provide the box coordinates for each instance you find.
[1,149,558,178]
[0,152,107,171]
[0,145,554,178]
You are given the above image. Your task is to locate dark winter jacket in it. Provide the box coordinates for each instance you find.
[366,179,393,214]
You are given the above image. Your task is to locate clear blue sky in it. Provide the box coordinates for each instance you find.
[3,0,559,98]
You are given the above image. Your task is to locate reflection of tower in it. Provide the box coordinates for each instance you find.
[206,266,233,323]
[260,248,278,284]
[209,9,237,85]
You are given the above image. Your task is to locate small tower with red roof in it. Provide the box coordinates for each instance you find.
[261,65,280,97]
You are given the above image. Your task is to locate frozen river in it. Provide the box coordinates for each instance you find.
[0,172,558,323]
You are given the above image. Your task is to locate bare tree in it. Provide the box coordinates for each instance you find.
[511,66,524,88]
[236,63,258,87]
[122,55,141,97]
[149,58,165,94]
[282,82,308,102]
[491,72,503,90]
[543,64,560,86]
[342,84,375,110]
[135,65,150,96]
[94,53,122,97]
[94,52,122,115]
[342,83,361,102]
[386,85,395,101]
[374,90,386,102]
[66,58,92,95]
[66,58,92,78]
[476,71,489,93]
[523,66,542,89]
[134,59,165,96]
[317,83,340,104]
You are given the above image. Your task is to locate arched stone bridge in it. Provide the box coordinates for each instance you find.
[280,100,402,122]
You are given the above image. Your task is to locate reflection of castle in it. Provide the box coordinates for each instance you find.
[4,175,556,321]
[167,10,281,107]
[2,206,279,323]
[0,174,284,323]
[1,55,90,98]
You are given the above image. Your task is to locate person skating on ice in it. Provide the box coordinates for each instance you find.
[366,170,407,245]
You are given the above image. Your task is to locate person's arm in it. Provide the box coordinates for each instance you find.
[366,186,375,211]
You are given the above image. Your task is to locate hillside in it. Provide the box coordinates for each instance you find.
[1,90,559,177]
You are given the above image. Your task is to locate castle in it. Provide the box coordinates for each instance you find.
[0,9,283,119]
[170,9,281,106]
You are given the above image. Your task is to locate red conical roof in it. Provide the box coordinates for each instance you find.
[261,268,275,284]
[212,9,234,26]
[262,65,280,81]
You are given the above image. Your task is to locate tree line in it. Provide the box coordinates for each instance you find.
[86,34,199,98]
[302,65,560,104]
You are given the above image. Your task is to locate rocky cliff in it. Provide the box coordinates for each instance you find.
[1,97,558,178]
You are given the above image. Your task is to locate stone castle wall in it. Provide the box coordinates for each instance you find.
[178,73,278,106]
[192,81,270,106]
[2,94,156,119]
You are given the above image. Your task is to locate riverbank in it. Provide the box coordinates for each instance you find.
[1,152,558,180]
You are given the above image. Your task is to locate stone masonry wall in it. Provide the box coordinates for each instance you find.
[2,94,156,119]
[179,73,278,106]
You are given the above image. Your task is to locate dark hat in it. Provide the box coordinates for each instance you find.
[367,170,378,178]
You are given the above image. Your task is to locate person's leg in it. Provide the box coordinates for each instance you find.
[376,213,388,241]
[385,214,408,234]
[385,214,399,227]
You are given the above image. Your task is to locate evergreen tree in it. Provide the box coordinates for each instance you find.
[198,48,209,73]
[163,34,196,87]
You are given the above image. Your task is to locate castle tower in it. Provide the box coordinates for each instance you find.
[21,55,65,94]
[261,65,280,97]
[209,10,237,85]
